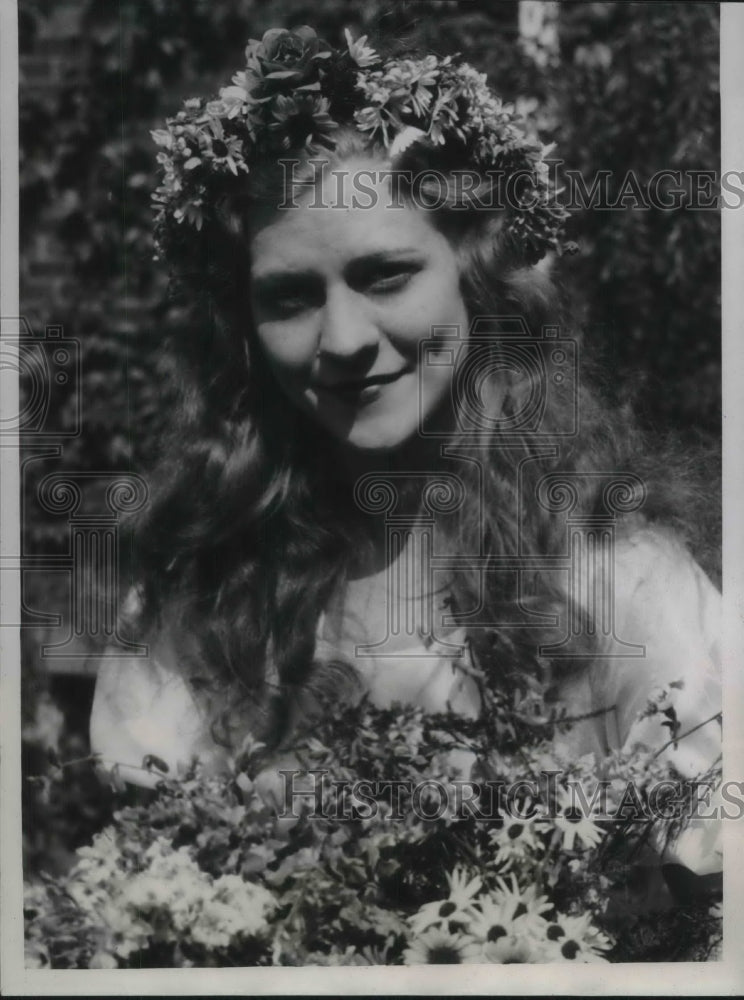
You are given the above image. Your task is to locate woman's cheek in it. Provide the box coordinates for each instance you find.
[409,269,468,331]
[256,321,316,370]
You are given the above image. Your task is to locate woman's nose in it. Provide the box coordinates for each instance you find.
[317,284,379,361]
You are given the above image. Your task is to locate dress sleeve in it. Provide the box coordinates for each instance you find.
[588,530,721,772]
[586,529,722,875]
[89,600,228,788]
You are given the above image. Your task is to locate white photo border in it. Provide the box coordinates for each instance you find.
[2,0,743,994]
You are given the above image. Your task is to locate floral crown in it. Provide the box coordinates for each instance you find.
[152,26,572,267]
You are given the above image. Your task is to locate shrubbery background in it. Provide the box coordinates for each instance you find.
[19,0,721,876]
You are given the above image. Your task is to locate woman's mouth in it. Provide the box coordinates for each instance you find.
[316,370,407,403]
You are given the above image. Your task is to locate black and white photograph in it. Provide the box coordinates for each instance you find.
[1,0,743,994]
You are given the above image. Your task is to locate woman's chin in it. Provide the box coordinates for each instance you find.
[318,416,419,455]
[338,429,416,454]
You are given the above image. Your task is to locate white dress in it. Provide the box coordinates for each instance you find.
[90,527,722,876]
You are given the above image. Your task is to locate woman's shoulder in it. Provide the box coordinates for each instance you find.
[608,524,719,653]
[577,523,721,772]
[611,522,714,585]
[559,524,723,876]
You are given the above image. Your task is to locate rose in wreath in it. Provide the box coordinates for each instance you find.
[249,26,332,91]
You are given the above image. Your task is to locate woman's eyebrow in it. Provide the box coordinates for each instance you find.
[352,248,423,265]
[250,269,318,292]
[344,248,425,276]
[252,249,425,289]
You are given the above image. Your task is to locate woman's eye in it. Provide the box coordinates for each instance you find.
[255,282,321,318]
[271,296,312,317]
[366,267,419,294]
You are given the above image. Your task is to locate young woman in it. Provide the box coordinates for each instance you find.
[90,27,721,879]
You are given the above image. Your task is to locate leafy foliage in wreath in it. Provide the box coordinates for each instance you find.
[150,25,571,270]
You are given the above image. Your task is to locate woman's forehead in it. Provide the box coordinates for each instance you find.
[249,181,442,276]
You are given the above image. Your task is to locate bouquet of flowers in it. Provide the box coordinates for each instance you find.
[24,664,722,968]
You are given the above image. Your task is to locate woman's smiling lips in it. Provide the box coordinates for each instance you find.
[315,369,410,403]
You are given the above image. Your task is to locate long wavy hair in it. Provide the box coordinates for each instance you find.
[131,126,710,750]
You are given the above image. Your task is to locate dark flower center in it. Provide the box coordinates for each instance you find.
[212,140,228,157]
[439,901,457,918]
[507,823,524,840]
[547,924,565,940]
[487,924,507,942]
[564,807,582,824]
[427,945,462,964]
[561,940,580,959]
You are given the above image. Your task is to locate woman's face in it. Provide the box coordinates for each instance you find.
[248,160,470,452]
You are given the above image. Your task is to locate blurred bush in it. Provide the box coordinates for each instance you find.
[556,1,720,435]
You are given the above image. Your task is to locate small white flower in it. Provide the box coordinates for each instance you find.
[97,897,153,959]
[553,789,605,851]
[219,84,249,106]
[211,874,276,936]
[355,106,388,137]
[389,125,427,158]
[150,128,174,149]
[344,28,379,68]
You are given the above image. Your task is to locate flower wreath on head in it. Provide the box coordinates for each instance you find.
[152,25,574,269]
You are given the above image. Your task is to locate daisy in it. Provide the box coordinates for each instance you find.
[483,934,539,964]
[403,926,481,965]
[268,94,338,149]
[553,788,605,851]
[408,868,482,935]
[447,867,483,903]
[488,815,549,871]
[200,128,245,177]
[543,912,612,963]
[490,874,553,921]
[467,894,542,959]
